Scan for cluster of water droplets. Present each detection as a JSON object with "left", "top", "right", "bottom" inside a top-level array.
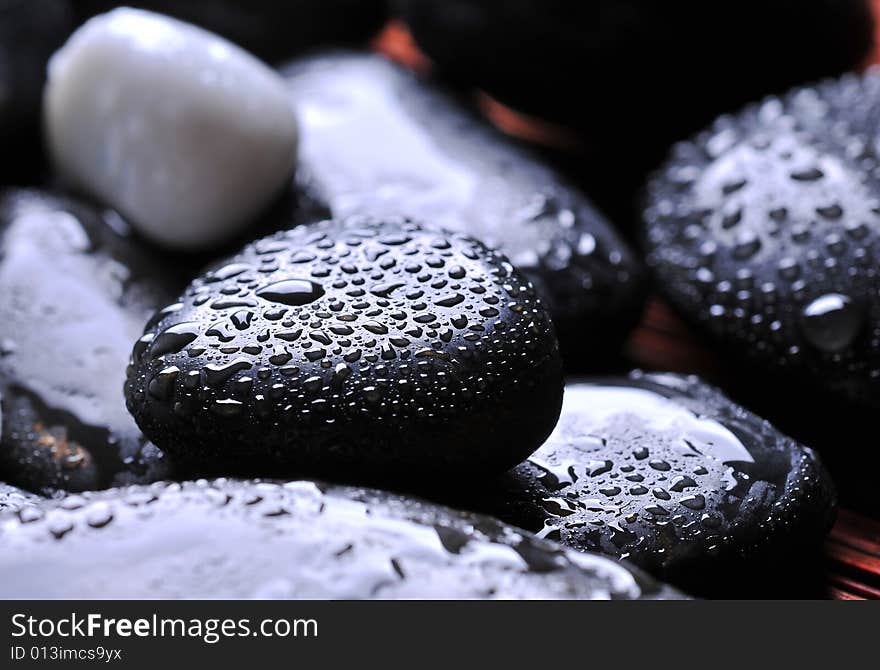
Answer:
[
  {"left": 644, "top": 76, "right": 880, "bottom": 397},
  {"left": 125, "top": 217, "right": 558, "bottom": 469},
  {"left": 524, "top": 384, "right": 759, "bottom": 563},
  {"left": 0, "top": 478, "right": 671, "bottom": 600},
  {"left": 0, "top": 482, "right": 41, "bottom": 515},
  {"left": 469, "top": 374, "right": 832, "bottom": 578}
]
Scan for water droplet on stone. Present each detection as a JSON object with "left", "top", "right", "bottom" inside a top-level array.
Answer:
[
  {"left": 800, "top": 293, "right": 863, "bottom": 353},
  {"left": 257, "top": 279, "right": 325, "bottom": 306},
  {"left": 149, "top": 322, "right": 200, "bottom": 359}
]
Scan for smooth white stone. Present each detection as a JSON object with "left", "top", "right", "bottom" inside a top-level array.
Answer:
[{"left": 44, "top": 8, "right": 298, "bottom": 250}]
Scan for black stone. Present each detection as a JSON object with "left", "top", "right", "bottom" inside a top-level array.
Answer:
[
  {"left": 125, "top": 217, "right": 564, "bottom": 482},
  {"left": 438, "top": 373, "right": 835, "bottom": 596},
  {"left": 644, "top": 73, "right": 880, "bottom": 408},
  {"left": 0, "top": 479, "right": 684, "bottom": 599},
  {"left": 0, "top": 189, "right": 183, "bottom": 493},
  {"left": 282, "top": 52, "right": 646, "bottom": 367},
  {"left": 399, "top": 0, "right": 874, "bottom": 219},
  {"left": 74, "top": 1, "right": 387, "bottom": 63},
  {"left": 0, "top": 0, "right": 75, "bottom": 184}
]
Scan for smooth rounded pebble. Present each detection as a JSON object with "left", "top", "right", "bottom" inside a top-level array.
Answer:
[
  {"left": 44, "top": 8, "right": 298, "bottom": 250},
  {"left": 125, "top": 217, "right": 564, "bottom": 481},
  {"left": 283, "top": 52, "right": 646, "bottom": 366},
  {"left": 644, "top": 71, "right": 880, "bottom": 407},
  {"left": 0, "top": 189, "right": 179, "bottom": 493},
  {"left": 0, "top": 479, "right": 684, "bottom": 599},
  {"left": 441, "top": 373, "right": 835, "bottom": 596}
]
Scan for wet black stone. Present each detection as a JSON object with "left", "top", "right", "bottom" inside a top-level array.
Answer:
[
  {"left": 74, "top": 1, "right": 387, "bottom": 63},
  {"left": 0, "top": 189, "right": 183, "bottom": 493},
  {"left": 0, "top": 0, "right": 75, "bottom": 184},
  {"left": 126, "top": 217, "right": 564, "bottom": 482},
  {"left": 399, "top": 0, "right": 873, "bottom": 219},
  {"left": 644, "top": 72, "right": 880, "bottom": 408},
  {"left": 0, "top": 479, "right": 683, "bottom": 599},
  {"left": 440, "top": 373, "right": 835, "bottom": 597},
  {"left": 282, "top": 52, "right": 646, "bottom": 367}
]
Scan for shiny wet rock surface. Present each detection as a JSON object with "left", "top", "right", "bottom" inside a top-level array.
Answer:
[
  {"left": 0, "top": 479, "right": 683, "bottom": 599},
  {"left": 283, "top": 52, "right": 646, "bottom": 366},
  {"left": 644, "top": 72, "right": 880, "bottom": 407},
  {"left": 0, "top": 190, "right": 182, "bottom": 493},
  {"left": 0, "top": 482, "right": 42, "bottom": 515},
  {"left": 125, "top": 217, "right": 563, "bottom": 481},
  {"left": 440, "top": 373, "right": 835, "bottom": 595}
]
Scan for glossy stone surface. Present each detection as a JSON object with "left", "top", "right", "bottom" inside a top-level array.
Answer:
[
  {"left": 0, "top": 482, "right": 42, "bottom": 515},
  {"left": 126, "top": 218, "right": 563, "bottom": 481},
  {"left": 45, "top": 8, "right": 299, "bottom": 251},
  {"left": 400, "top": 0, "right": 874, "bottom": 210},
  {"left": 0, "top": 0, "right": 74, "bottom": 184},
  {"left": 74, "top": 1, "right": 387, "bottom": 63},
  {"left": 0, "top": 479, "right": 683, "bottom": 599},
  {"left": 441, "top": 373, "right": 835, "bottom": 595},
  {"left": 283, "top": 52, "right": 646, "bottom": 366},
  {"left": 0, "top": 189, "right": 181, "bottom": 493},
  {"left": 644, "top": 72, "right": 880, "bottom": 407}
]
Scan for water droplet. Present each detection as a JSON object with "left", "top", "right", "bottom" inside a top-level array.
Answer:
[
  {"left": 670, "top": 475, "right": 697, "bottom": 492},
  {"left": 790, "top": 167, "right": 824, "bottom": 182},
  {"left": 363, "top": 321, "right": 388, "bottom": 335},
  {"left": 86, "top": 502, "right": 114, "bottom": 528},
  {"left": 680, "top": 494, "right": 706, "bottom": 511},
  {"left": 204, "top": 358, "right": 252, "bottom": 386},
  {"left": 585, "top": 459, "right": 613, "bottom": 477},
  {"left": 816, "top": 204, "right": 843, "bottom": 220},
  {"left": 231, "top": 310, "right": 253, "bottom": 330},
  {"left": 211, "top": 398, "right": 244, "bottom": 417},
  {"left": 370, "top": 282, "right": 403, "bottom": 298},
  {"left": 733, "top": 231, "right": 761, "bottom": 259},
  {"left": 149, "top": 322, "right": 200, "bottom": 359},
  {"left": 800, "top": 293, "right": 863, "bottom": 353},
  {"left": 257, "top": 279, "right": 325, "bottom": 306},
  {"left": 148, "top": 365, "right": 180, "bottom": 399},
  {"left": 434, "top": 293, "right": 465, "bottom": 308}
]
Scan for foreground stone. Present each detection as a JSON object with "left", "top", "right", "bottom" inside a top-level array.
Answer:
[
  {"left": 125, "top": 218, "right": 564, "bottom": 482},
  {"left": 438, "top": 373, "right": 836, "bottom": 595},
  {"left": 0, "top": 479, "right": 684, "bottom": 599}
]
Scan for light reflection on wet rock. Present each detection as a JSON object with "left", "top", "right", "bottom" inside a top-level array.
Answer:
[
  {"left": 0, "top": 482, "right": 43, "bottom": 515},
  {"left": 0, "top": 190, "right": 183, "bottom": 493},
  {"left": 0, "top": 479, "right": 683, "bottom": 599},
  {"left": 442, "top": 373, "right": 835, "bottom": 596}
]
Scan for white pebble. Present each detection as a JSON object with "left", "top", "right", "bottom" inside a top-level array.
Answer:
[{"left": 44, "top": 8, "right": 298, "bottom": 250}]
